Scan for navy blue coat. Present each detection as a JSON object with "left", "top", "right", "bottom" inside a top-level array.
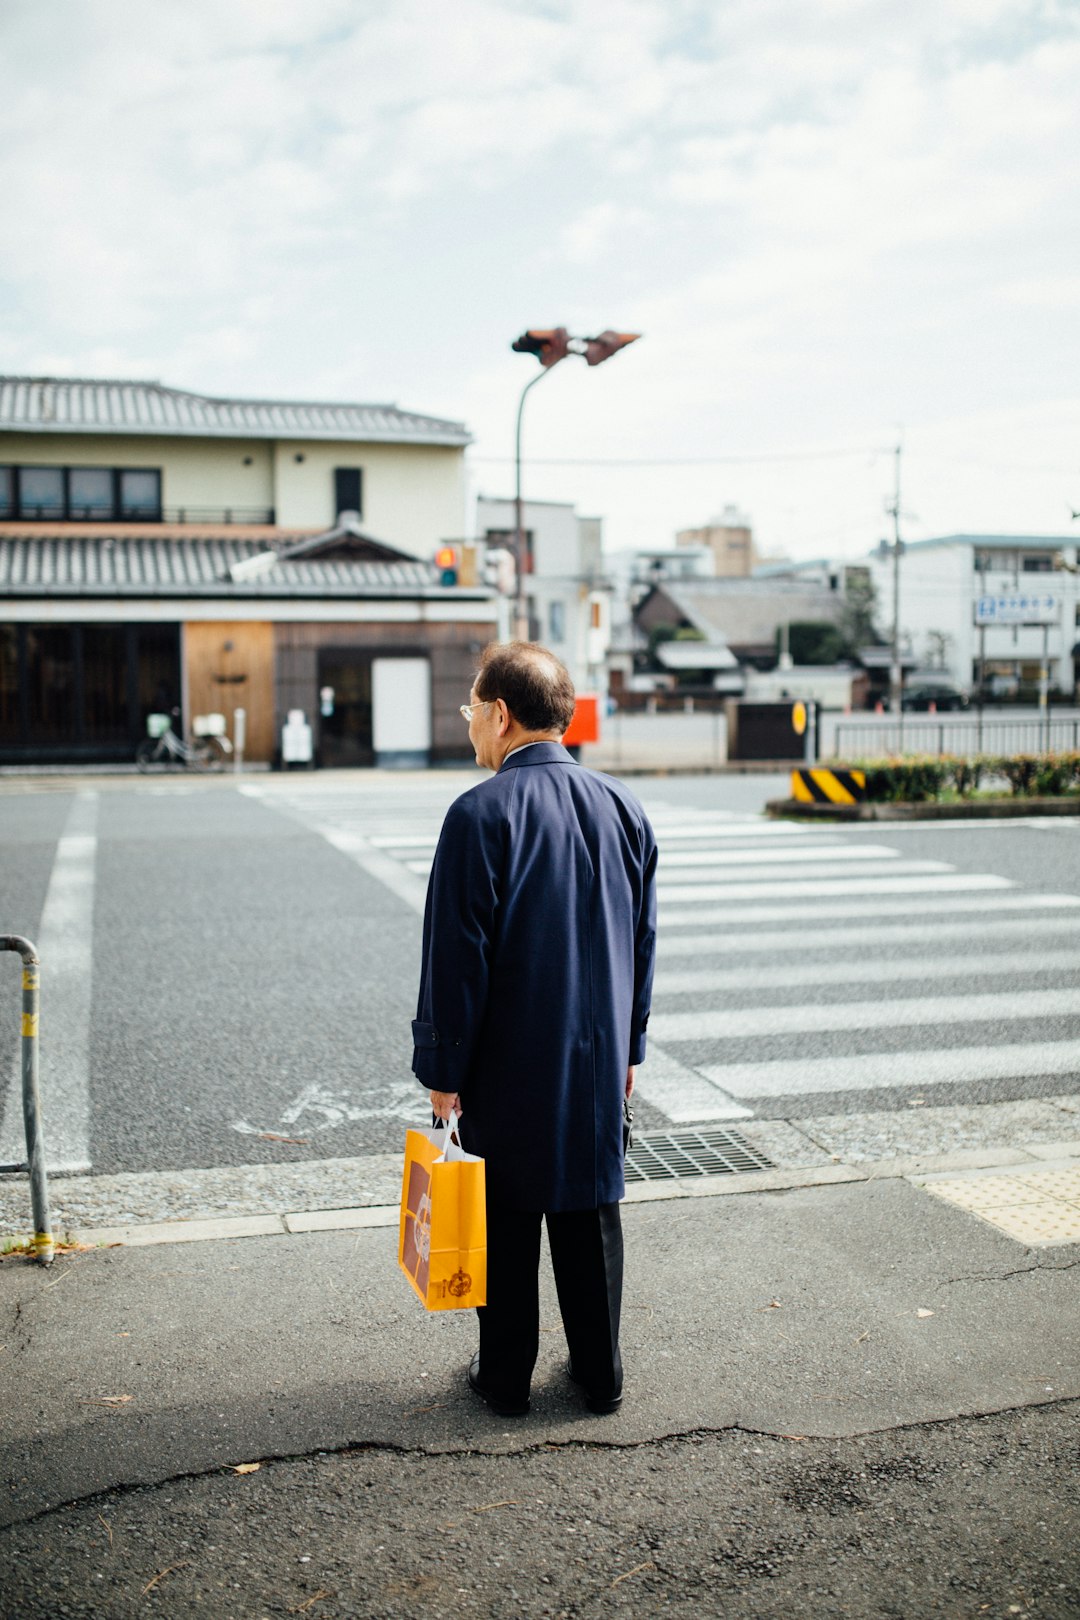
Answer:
[{"left": 412, "top": 742, "right": 657, "bottom": 1212}]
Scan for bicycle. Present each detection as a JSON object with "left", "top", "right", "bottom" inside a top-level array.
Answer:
[{"left": 136, "top": 711, "right": 232, "bottom": 773}]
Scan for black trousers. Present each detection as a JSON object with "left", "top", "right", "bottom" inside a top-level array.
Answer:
[{"left": 478, "top": 1199, "right": 623, "bottom": 1402}]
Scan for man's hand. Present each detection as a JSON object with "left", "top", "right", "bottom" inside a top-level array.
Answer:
[
  {"left": 430, "top": 1090, "right": 461, "bottom": 1121},
  {"left": 626, "top": 1066, "right": 636, "bottom": 1099}
]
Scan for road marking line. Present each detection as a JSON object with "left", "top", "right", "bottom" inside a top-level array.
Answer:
[
  {"left": 637, "top": 821, "right": 826, "bottom": 840},
  {"left": 659, "top": 892, "right": 1079, "bottom": 928},
  {"left": 654, "top": 948, "right": 1080, "bottom": 996},
  {"left": 658, "top": 859, "right": 948, "bottom": 889},
  {"left": 658, "top": 872, "right": 1008, "bottom": 903},
  {"left": 696, "top": 1041, "right": 1080, "bottom": 1098},
  {"left": 240, "top": 787, "right": 430, "bottom": 916},
  {"left": 1, "top": 792, "right": 97, "bottom": 1173},
  {"left": 658, "top": 843, "right": 903, "bottom": 867},
  {"left": 658, "top": 914, "right": 1080, "bottom": 957},
  {"left": 650, "top": 986, "right": 1080, "bottom": 1042},
  {"left": 634, "top": 1047, "right": 753, "bottom": 1122}
]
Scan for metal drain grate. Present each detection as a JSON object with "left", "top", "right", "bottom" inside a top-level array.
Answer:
[{"left": 625, "top": 1127, "right": 774, "bottom": 1183}]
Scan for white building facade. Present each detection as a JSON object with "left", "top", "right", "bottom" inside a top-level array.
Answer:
[
  {"left": 868, "top": 534, "right": 1080, "bottom": 697},
  {"left": 474, "top": 495, "right": 611, "bottom": 696}
]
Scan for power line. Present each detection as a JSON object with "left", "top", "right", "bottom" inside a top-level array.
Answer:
[{"left": 469, "top": 445, "right": 891, "bottom": 468}]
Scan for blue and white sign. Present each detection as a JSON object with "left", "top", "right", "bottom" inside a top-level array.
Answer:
[{"left": 974, "top": 593, "right": 1060, "bottom": 626}]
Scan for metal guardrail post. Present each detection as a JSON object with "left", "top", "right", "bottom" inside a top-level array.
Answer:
[{"left": 0, "top": 935, "right": 54, "bottom": 1264}]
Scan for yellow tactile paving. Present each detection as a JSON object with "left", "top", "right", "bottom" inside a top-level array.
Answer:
[{"left": 924, "top": 1165, "right": 1080, "bottom": 1247}]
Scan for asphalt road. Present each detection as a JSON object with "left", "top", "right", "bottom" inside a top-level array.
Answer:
[
  {"left": 5, "top": 1403, "right": 1078, "bottom": 1619},
  {"left": 1, "top": 772, "right": 1078, "bottom": 1179}
]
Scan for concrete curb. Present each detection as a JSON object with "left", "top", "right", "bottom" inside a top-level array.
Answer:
[
  {"left": 60, "top": 1137, "right": 1080, "bottom": 1252},
  {"left": 766, "top": 795, "right": 1080, "bottom": 821}
]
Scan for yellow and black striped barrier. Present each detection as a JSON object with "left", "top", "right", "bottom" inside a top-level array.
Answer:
[{"left": 790, "top": 767, "right": 866, "bottom": 805}]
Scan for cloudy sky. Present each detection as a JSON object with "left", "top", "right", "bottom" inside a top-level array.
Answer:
[{"left": 1, "top": 0, "right": 1077, "bottom": 560}]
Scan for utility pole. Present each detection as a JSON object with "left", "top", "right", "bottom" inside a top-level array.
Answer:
[{"left": 886, "top": 442, "right": 904, "bottom": 716}]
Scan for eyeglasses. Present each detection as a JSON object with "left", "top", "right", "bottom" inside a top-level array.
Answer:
[{"left": 459, "top": 701, "right": 491, "bottom": 723}]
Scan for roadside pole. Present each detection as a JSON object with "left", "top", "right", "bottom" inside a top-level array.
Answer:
[{"left": 0, "top": 935, "right": 53, "bottom": 1263}]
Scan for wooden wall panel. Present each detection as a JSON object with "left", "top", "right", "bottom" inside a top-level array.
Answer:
[{"left": 184, "top": 621, "right": 275, "bottom": 760}]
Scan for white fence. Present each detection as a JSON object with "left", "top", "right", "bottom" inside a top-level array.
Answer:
[{"left": 828, "top": 710, "right": 1080, "bottom": 761}]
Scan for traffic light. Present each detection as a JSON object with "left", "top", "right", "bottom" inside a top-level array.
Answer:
[
  {"left": 511, "top": 327, "right": 571, "bottom": 368},
  {"left": 434, "top": 545, "right": 459, "bottom": 585},
  {"left": 583, "top": 330, "right": 640, "bottom": 366}
]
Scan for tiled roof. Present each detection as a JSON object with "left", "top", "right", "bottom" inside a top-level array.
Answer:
[
  {"left": 642, "top": 579, "right": 841, "bottom": 645},
  {"left": 0, "top": 377, "right": 472, "bottom": 446},
  {"left": 0, "top": 521, "right": 319, "bottom": 543},
  {"left": 0, "top": 536, "right": 492, "bottom": 599}
]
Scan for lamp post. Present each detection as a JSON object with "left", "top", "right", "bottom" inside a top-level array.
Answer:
[{"left": 509, "top": 327, "right": 640, "bottom": 642}]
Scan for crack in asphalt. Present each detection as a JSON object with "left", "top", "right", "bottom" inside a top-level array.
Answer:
[
  {"left": 4, "top": 1396, "right": 1078, "bottom": 1535},
  {"left": 943, "top": 1255, "right": 1080, "bottom": 1285}
]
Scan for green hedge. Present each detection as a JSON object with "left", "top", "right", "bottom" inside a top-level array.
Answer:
[{"left": 833, "top": 752, "right": 1080, "bottom": 802}]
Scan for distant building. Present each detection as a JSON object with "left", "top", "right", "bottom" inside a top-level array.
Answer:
[
  {"left": 763, "top": 535, "right": 1080, "bottom": 700},
  {"left": 866, "top": 533, "right": 1080, "bottom": 699},
  {"left": 634, "top": 576, "right": 844, "bottom": 669},
  {"left": 676, "top": 505, "right": 755, "bottom": 577},
  {"left": 0, "top": 376, "right": 495, "bottom": 764},
  {"left": 0, "top": 374, "right": 470, "bottom": 552},
  {"left": 474, "top": 495, "right": 611, "bottom": 695},
  {"left": 0, "top": 520, "right": 498, "bottom": 766}
]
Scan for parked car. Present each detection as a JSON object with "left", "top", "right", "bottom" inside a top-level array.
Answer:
[{"left": 901, "top": 679, "right": 969, "bottom": 712}]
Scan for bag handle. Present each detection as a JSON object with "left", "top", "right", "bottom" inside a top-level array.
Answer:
[{"left": 434, "top": 1108, "right": 464, "bottom": 1162}]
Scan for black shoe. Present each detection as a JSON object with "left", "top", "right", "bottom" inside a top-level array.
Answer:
[
  {"left": 467, "top": 1353, "right": 530, "bottom": 1417},
  {"left": 566, "top": 1357, "right": 623, "bottom": 1415}
]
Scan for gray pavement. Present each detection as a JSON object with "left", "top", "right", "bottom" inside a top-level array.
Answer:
[{"left": 2, "top": 1143, "right": 1079, "bottom": 1616}]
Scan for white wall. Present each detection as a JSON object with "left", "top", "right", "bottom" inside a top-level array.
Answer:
[
  {"left": 0, "top": 432, "right": 275, "bottom": 514},
  {"left": 273, "top": 440, "right": 466, "bottom": 549},
  {"left": 2, "top": 430, "right": 467, "bottom": 551}
]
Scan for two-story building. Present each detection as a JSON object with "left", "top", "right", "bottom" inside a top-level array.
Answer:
[
  {"left": 473, "top": 495, "right": 612, "bottom": 697},
  {"left": 0, "top": 376, "right": 498, "bottom": 765}
]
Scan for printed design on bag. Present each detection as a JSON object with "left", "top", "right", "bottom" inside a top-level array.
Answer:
[
  {"left": 446, "top": 1268, "right": 472, "bottom": 1299},
  {"left": 401, "top": 1161, "right": 432, "bottom": 1293}
]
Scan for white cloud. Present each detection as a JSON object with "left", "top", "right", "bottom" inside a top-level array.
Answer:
[{"left": 0, "top": 0, "right": 1076, "bottom": 555}]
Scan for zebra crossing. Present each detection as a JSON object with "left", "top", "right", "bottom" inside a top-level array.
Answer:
[{"left": 252, "top": 781, "right": 1080, "bottom": 1124}]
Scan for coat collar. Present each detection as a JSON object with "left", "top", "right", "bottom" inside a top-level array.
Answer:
[{"left": 496, "top": 740, "right": 575, "bottom": 773}]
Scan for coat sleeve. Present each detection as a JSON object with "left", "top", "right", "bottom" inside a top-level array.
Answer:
[
  {"left": 628, "top": 816, "right": 658, "bottom": 1066},
  {"left": 411, "top": 795, "right": 502, "bottom": 1096}
]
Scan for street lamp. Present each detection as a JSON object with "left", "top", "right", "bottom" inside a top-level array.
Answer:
[{"left": 509, "top": 327, "right": 640, "bottom": 641}]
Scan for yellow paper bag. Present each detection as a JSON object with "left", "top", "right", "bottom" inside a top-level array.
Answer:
[{"left": 398, "top": 1120, "right": 486, "bottom": 1312}]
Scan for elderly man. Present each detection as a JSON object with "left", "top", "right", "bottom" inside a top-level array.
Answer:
[{"left": 411, "top": 641, "right": 657, "bottom": 1417}]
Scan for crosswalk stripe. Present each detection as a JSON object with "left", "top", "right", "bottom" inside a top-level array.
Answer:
[
  {"left": 658, "top": 843, "right": 902, "bottom": 867},
  {"left": 636, "top": 821, "right": 830, "bottom": 840},
  {"left": 658, "top": 859, "right": 948, "bottom": 888},
  {"left": 657, "top": 872, "right": 1011, "bottom": 904},
  {"left": 654, "top": 948, "right": 1080, "bottom": 996},
  {"left": 633, "top": 1048, "right": 753, "bottom": 1122},
  {"left": 659, "top": 892, "right": 1080, "bottom": 928},
  {"left": 368, "top": 834, "right": 441, "bottom": 848},
  {"left": 0, "top": 791, "right": 97, "bottom": 1174},
  {"left": 658, "top": 913, "right": 1080, "bottom": 957},
  {"left": 649, "top": 986, "right": 1080, "bottom": 1042},
  {"left": 695, "top": 1041, "right": 1080, "bottom": 1099}
]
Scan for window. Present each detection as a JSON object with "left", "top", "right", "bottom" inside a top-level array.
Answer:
[
  {"left": 119, "top": 469, "right": 161, "bottom": 519},
  {"left": 69, "top": 467, "right": 115, "bottom": 519},
  {"left": 2, "top": 465, "right": 161, "bottom": 521},
  {"left": 19, "top": 467, "right": 65, "bottom": 519},
  {"left": 334, "top": 467, "right": 363, "bottom": 518},
  {"left": 1021, "top": 554, "right": 1054, "bottom": 572},
  {"left": 548, "top": 600, "right": 566, "bottom": 642}
]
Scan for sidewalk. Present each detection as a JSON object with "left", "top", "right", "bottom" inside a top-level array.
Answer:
[{"left": 2, "top": 1109, "right": 1078, "bottom": 1617}]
